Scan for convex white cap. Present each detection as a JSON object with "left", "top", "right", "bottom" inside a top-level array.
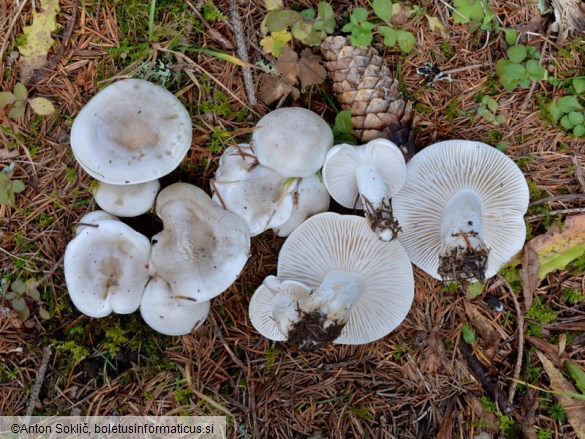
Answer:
[
  {"left": 75, "top": 210, "right": 119, "bottom": 235},
  {"left": 140, "top": 277, "right": 210, "bottom": 336},
  {"left": 392, "top": 140, "right": 529, "bottom": 281},
  {"left": 70, "top": 78, "right": 192, "bottom": 184},
  {"left": 277, "top": 212, "right": 414, "bottom": 345},
  {"left": 251, "top": 107, "right": 334, "bottom": 178},
  {"left": 149, "top": 183, "right": 251, "bottom": 301},
  {"left": 64, "top": 219, "right": 151, "bottom": 318},
  {"left": 211, "top": 145, "right": 294, "bottom": 236},
  {"left": 323, "top": 138, "right": 405, "bottom": 241},
  {"left": 94, "top": 180, "right": 160, "bottom": 217}
]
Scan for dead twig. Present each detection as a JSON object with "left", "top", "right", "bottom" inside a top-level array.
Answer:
[
  {"left": 526, "top": 207, "right": 585, "bottom": 222},
  {"left": 502, "top": 276, "right": 524, "bottom": 406},
  {"left": 229, "top": 0, "right": 257, "bottom": 107},
  {"left": 25, "top": 345, "right": 53, "bottom": 418}
]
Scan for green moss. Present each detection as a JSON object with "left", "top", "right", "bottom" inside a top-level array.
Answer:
[
  {"left": 562, "top": 288, "right": 583, "bottom": 305},
  {"left": 349, "top": 405, "right": 374, "bottom": 422},
  {"left": 440, "top": 41, "right": 455, "bottom": 59},
  {"left": 264, "top": 347, "right": 284, "bottom": 370}
]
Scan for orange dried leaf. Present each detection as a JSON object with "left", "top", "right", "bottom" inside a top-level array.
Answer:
[
  {"left": 275, "top": 47, "right": 326, "bottom": 92},
  {"left": 519, "top": 244, "right": 539, "bottom": 310},
  {"left": 258, "top": 73, "right": 294, "bottom": 104}
]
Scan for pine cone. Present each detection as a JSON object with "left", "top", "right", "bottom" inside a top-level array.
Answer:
[{"left": 320, "top": 36, "right": 415, "bottom": 154}]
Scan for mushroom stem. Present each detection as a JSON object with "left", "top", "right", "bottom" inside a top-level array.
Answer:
[
  {"left": 287, "top": 271, "right": 365, "bottom": 351},
  {"left": 438, "top": 189, "right": 490, "bottom": 283},
  {"left": 356, "top": 164, "right": 401, "bottom": 241}
]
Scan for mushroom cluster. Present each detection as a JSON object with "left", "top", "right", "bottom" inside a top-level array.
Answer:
[{"left": 211, "top": 107, "right": 333, "bottom": 237}]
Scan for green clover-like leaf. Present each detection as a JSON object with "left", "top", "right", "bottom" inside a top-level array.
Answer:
[
  {"left": 507, "top": 45, "right": 527, "bottom": 63},
  {"left": 557, "top": 96, "right": 583, "bottom": 113},
  {"left": 573, "top": 77, "right": 585, "bottom": 95},
  {"left": 13, "top": 82, "right": 28, "bottom": 101},
  {"left": 0, "top": 91, "right": 17, "bottom": 108},
  {"left": 378, "top": 26, "right": 397, "bottom": 47},
  {"left": 28, "top": 97, "right": 55, "bottom": 116},
  {"left": 395, "top": 30, "right": 416, "bottom": 53},
  {"left": 10, "top": 180, "right": 25, "bottom": 193}
]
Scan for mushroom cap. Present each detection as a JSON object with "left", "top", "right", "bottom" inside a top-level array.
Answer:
[
  {"left": 149, "top": 182, "right": 250, "bottom": 301},
  {"left": 64, "top": 219, "right": 150, "bottom": 318},
  {"left": 94, "top": 179, "right": 160, "bottom": 217},
  {"left": 140, "top": 277, "right": 210, "bottom": 336},
  {"left": 277, "top": 212, "right": 414, "bottom": 345},
  {"left": 392, "top": 140, "right": 529, "bottom": 280},
  {"left": 251, "top": 107, "right": 334, "bottom": 178},
  {"left": 249, "top": 276, "right": 311, "bottom": 341},
  {"left": 272, "top": 174, "right": 331, "bottom": 237},
  {"left": 70, "top": 78, "right": 192, "bottom": 184},
  {"left": 211, "top": 145, "right": 294, "bottom": 236},
  {"left": 322, "top": 139, "right": 406, "bottom": 209},
  {"left": 76, "top": 210, "right": 119, "bottom": 235}
]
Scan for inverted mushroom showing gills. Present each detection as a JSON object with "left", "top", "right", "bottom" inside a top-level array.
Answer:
[
  {"left": 273, "top": 212, "right": 414, "bottom": 350},
  {"left": 64, "top": 219, "right": 151, "bottom": 318},
  {"left": 251, "top": 107, "right": 334, "bottom": 178},
  {"left": 149, "top": 182, "right": 251, "bottom": 302},
  {"left": 322, "top": 138, "right": 405, "bottom": 241},
  {"left": 70, "top": 78, "right": 192, "bottom": 185},
  {"left": 392, "top": 140, "right": 529, "bottom": 283}
]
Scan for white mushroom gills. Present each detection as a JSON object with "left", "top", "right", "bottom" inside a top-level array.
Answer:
[{"left": 438, "top": 189, "right": 489, "bottom": 282}]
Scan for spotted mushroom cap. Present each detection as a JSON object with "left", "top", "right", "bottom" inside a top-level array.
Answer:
[
  {"left": 277, "top": 212, "right": 414, "bottom": 345},
  {"left": 211, "top": 145, "right": 294, "bottom": 236},
  {"left": 140, "top": 277, "right": 210, "bottom": 336},
  {"left": 392, "top": 140, "right": 529, "bottom": 280},
  {"left": 64, "top": 219, "right": 150, "bottom": 318},
  {"left": 149, "top": 182, "right": 250, "bottom": 301},
  {"left": 70, "top": 78, "right": 192, "bottom": 184},
  {"left": 322, "top": 138, "right": 406, "bottom": 209},
  {"left": 251, "top": 107, "right": 334, "bottom": 178}
]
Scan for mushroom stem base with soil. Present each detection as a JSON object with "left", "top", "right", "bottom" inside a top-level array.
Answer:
[
  {"left": 356, "top": 163, "right": 401, "bottom": 241},
  {"left": 285, "top": 271, "right": 365, "bottom": 351},
  {"left": 437, "top": 189, "right": 490, "bottom": 283}
]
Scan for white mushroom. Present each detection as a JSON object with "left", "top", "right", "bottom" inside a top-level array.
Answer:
[
  {"left": 149, "top": 182, "right": 250, "bottom": 301},
  {"left": 273, "top": 212, "right": 414, "bottom": 350},
  {"left": 211, "top": 145, "right": 295, "bottom": 236},
  {"left": 70, "top": 78, "right": 192, "bottom": 184},
  {"left": 251, "top": 107, "right": 334, "bottom": 178},
  {"left": 272, "top": 174, "right": 331, "bottom": 237},
  {"left": 75, "top": 210, "right": 119, "bottom": 235},
  {"left": 322, "top": 138, "right": 405, "bottom": 241},
  {"left": 64, "top": 220, "right": 150, "bottom": 318},
  {"left": 140, "top": 276, "right": 210, "bottom": 336},
  {"left": 249, "top": 276, "right": 312, "bottom": 341},
  {"left": 94, "top": 179, "right": 160, "bottom": 217},
  {"left": 392, "top": 139, "right": 529, "bottom": 282}
]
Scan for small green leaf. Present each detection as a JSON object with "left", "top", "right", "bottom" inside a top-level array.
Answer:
[
  {"left": 507, "top": 45, "right": 527, "bottom": 63},
  {"left": 395, "top": 29, "right": 416, "bottom": 53},
  {"left": 372, "top": 0, "right": 393, "bottom": 25},
  {"left": 11, "top": 280, "right": 26, "bottom": 295},
  {"left": 316, "top": 2, "right": 335, "bottom": 34},
  {"left": 18, "top": 306, "right": 30, "bottom": 322},
  {"left": 483, "top": 111, "right": 495, "bottom": 122},
  {"left": 300, "top": 8, "right": 315, "bottom": 19},
  {"left": 462, "top": 323, "right": 476, "bottom": 344},
  {"left": 495, "top": 114, "right": 506, "bottom": 124},
  {"left": 26, "top": 288, "right": 40, "bottom": 301},
  {"left": 573, "top": 77, "right": 585, "bottom": 95},
  {"left": 4, "top": 291, "right": 16, "bottom": 300},
  {"left": 557, "top": 96, "right": 583, "bottom": 113},
  {"left": 568, "top": 111, "right": 585, "bottom": 126},
  {"left": 10, "top": 180, "right": 25, "bottom": 193},
  {"left": 378, "top": 26, "right": 397, "bottom": 47},
  {"left": 28, "top": 97, "right": 55, "bottom": 115},
  {"left": 349, "top": 26, "right": 374, "bottom": 47},
  {"left": 496, "top": 60, "right": 525, "bottom": 80},
  {"left": 13, "top": 82, "right": 28, "bottom": 100},
  {"left": 0, "top": 91, "right": 16, "bottom": 108},
  {"left": 466, "top": 281, "right": 485, "bottom": 299},
  {"left": 566, "top": 361, "right": 585, "bottom": 395},
  {"left": 574, "top": 125, "right": 585, "bottom": 137},
  {"left": 351, "top": 7, "right": 369, "bottom": 24},
  {"left": 265, "top": 10, "right": 302, "bottom": 33},
  {"left": 8, "top": 100, "right": 25, "bottom": 119},
  {"left": 264, "top": 0, "right": 284, "bottom": 11},
  {"left": 477, "top": 107, "right": 486, "bottom": 116},
  {"left": 12, "top": 297, "right": 26, "bottom": 312},
  {"left": 500, "top": 27, "right": 517, "bottom": 45},
  {"left": 487, "top": 97, "right": 498, "bottom": 112},
  {"left": 561, "top": 114, "right": 576, "bottom": 130},
  {"left": 333, "top": 110, "right": 353, "bottom": 134},
  {"left": 39, "top": 306, "right": 51, "bottom": 320},
  {"left": 525, "top": 59, "right": 546, "bottom": 81},
  {"left": 0, "top": 188, "right": 9, "bottom": 205}
]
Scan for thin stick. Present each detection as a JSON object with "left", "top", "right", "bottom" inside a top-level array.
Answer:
[
  {"left": 31, "top": 254, "right": 65, "bottom": 291},
  {"left": 25, "top": 345, "right": 53, "bottom": 418},
  {"left": 526, "top": 207, "right": 585, "bottom": 222},
  {"left": 501, "top": 276, "right": 524, "bottom": 406},
  {"left": 229, "top": 0, "right": 257, "bottom": 107},
  {"left": 571, "top": 153, "right": 585, "bottom": 193}
]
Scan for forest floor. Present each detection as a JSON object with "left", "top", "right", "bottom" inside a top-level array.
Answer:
[{"left": 1, "top": 0, "right": 585, "bottom": 438}]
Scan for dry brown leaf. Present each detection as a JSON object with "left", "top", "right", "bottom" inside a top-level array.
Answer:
[
  {"left": 519, "top": 244, "right": 540, "bottom": 311},
  {"left": 420, "top": 328, "right": 446, "bottom": 374},
  {"left": 536, "top": 350, "right": 585, "bottom": 439},
  {"left": 0, "top": 148, "right": 19, "bottom": 159},
  {"left": 257, "top": 72, "right": 294, "bottom": 105},
  {"left": 467, "top": 395, "right": 499, "bottom": 432},
  {"left": 390, "top": 3, "right": 415, "bottom": 25},
  {"left": 527, "top": 336, "right": 569, "bottom": 368},
  {"left": 274, "top": 47, "right": 326, "bottom": 92},
  {"left": 463, "top": 299, "right": 500, "bottom": 356}
]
